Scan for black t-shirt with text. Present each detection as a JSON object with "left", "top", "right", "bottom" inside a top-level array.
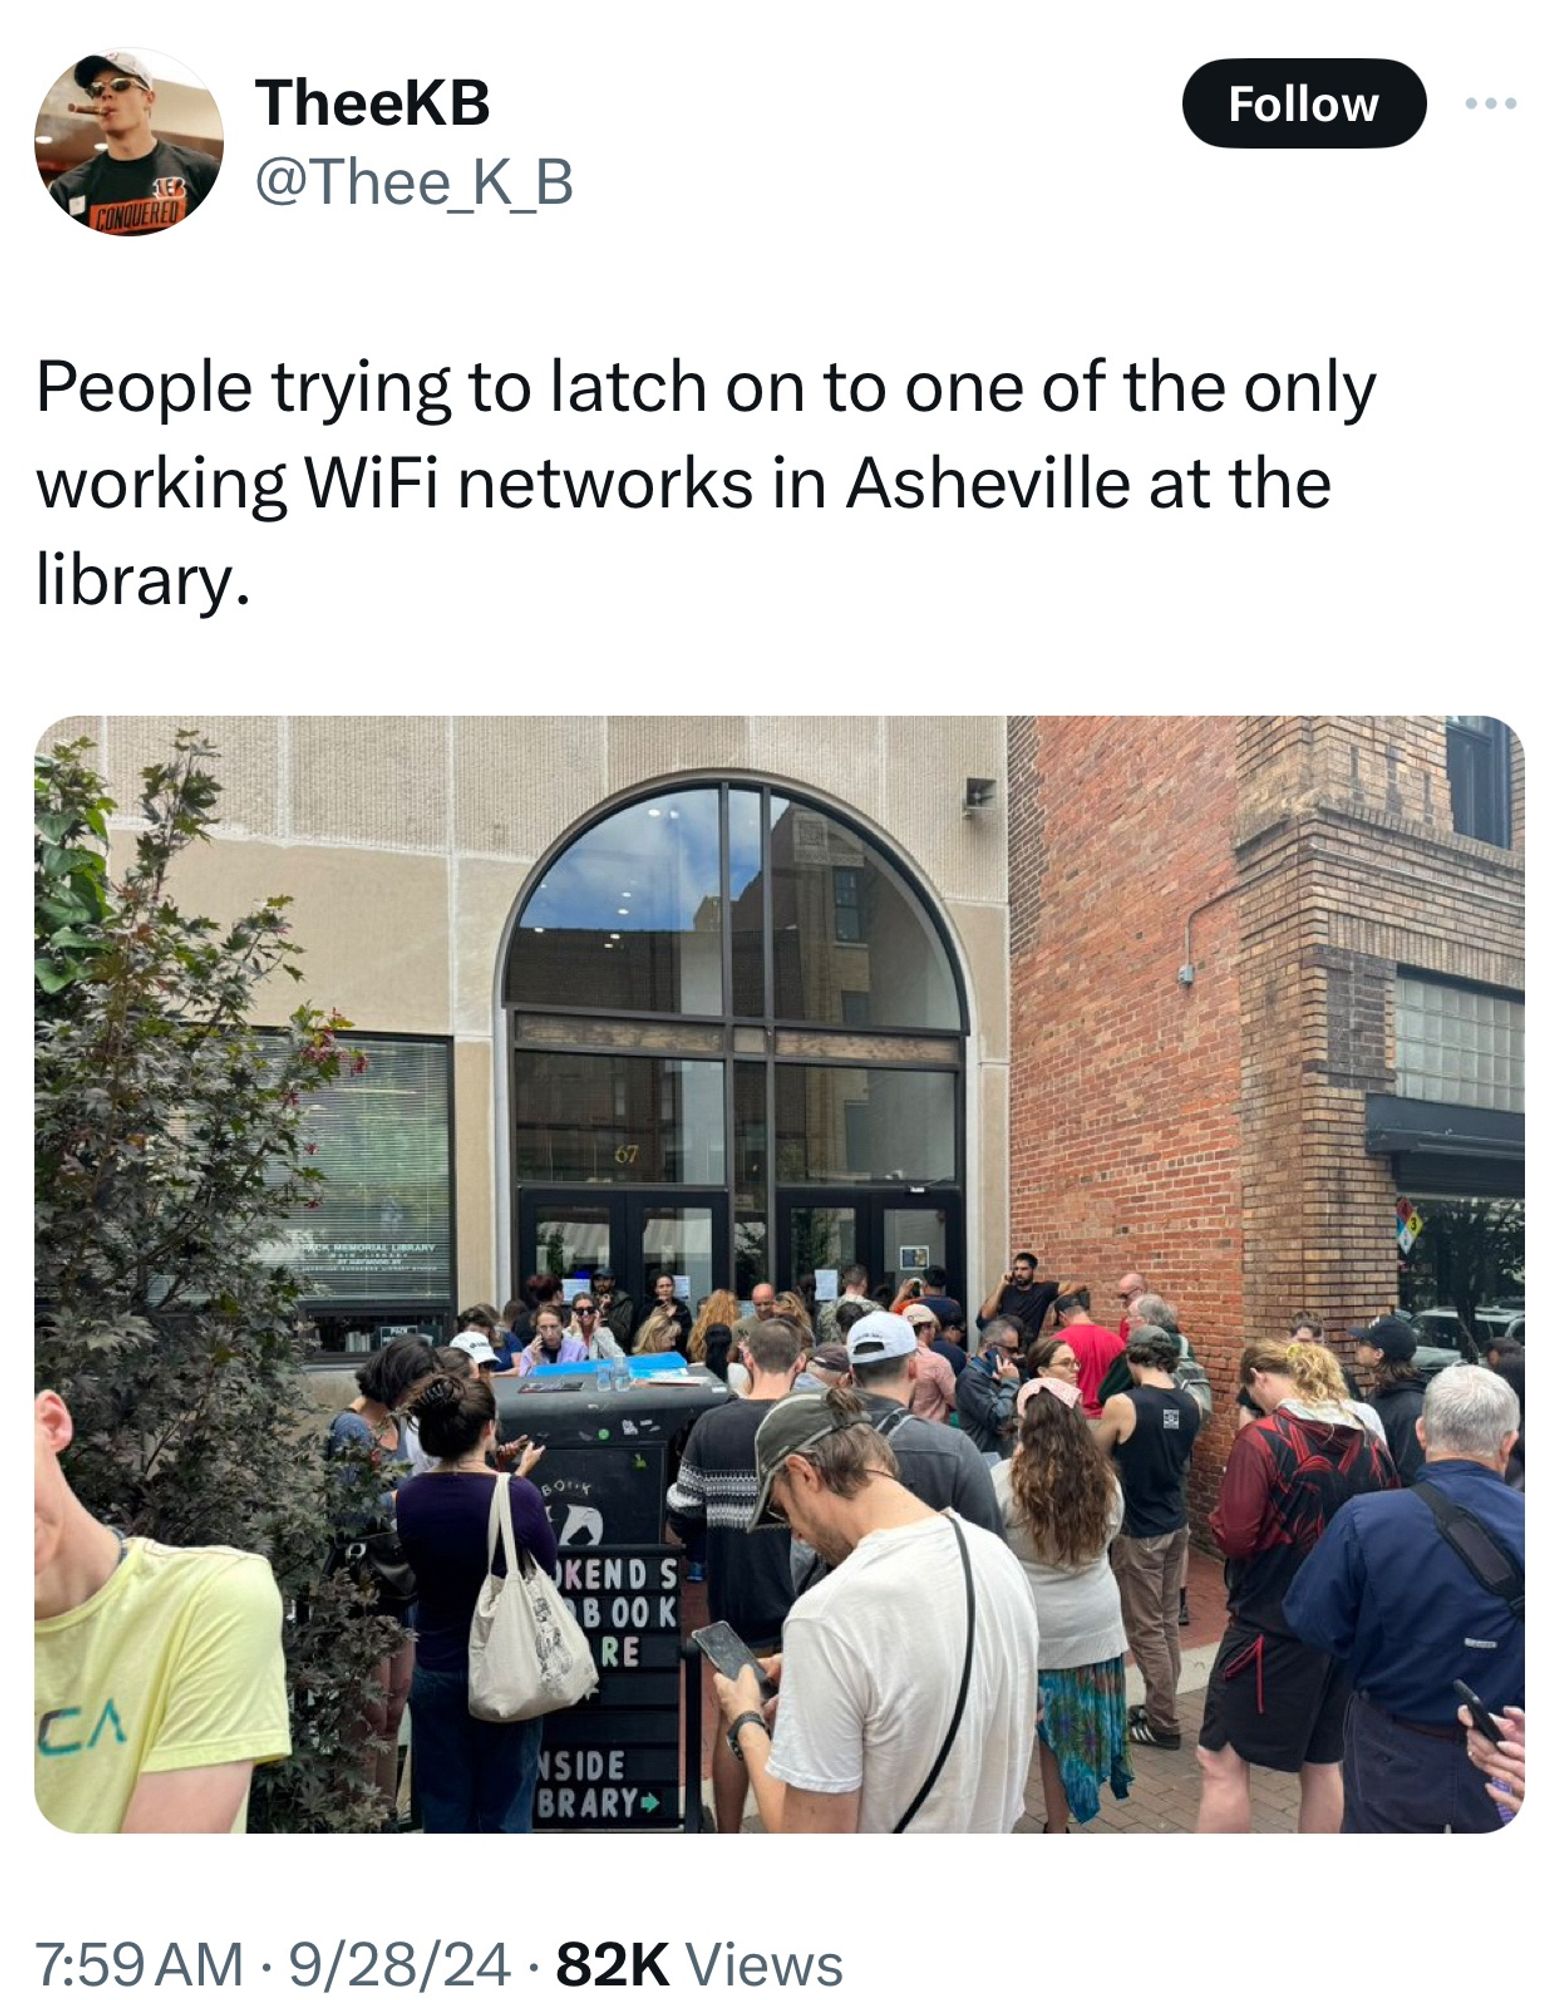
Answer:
[{"left": 51, "top": 141, "right": 218, "bottom": 235}]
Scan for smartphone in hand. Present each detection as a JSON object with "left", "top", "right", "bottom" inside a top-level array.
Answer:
[
  {"left": 692, "top": 1621, "right": 778, "bottom": 1702},
  {"left": 1453, "top": 1679, "right": 1503, "bottom": 1745}
]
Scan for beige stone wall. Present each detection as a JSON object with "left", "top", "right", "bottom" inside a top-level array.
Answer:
[{"left": 44, "top": 715, "right": 1008, "bottom": 1303}]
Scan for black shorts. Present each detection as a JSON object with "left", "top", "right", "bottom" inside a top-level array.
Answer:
[{"left": 1198, "top": 1620, "right": 1351, "bottom": 1772}]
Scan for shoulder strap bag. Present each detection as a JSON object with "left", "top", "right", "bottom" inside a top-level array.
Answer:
[
  {"left": 1409, "top": 1480, "right": 1524, "bottom": 1621},
  {"left": 327, "top": 1527, "right": 418, "bottom": 1613},
  {"left": 894, "top": 1515, "right": 976, "bottom": 1832},
  {"left": 468, "top": 1476, "right": 600, "bottom": 1721}
]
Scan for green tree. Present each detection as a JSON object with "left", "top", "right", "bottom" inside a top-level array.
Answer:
[
  {"left": 1401, "top": 1196, "right": 1525, "bottom": 1347},
  {"left": 35, "top": 737, "right": 114, "bottom": 1017},
  {"left": 34, "top": 732, "right": 401, "bottom": 1832}
]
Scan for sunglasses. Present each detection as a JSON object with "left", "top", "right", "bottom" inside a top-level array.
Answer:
[
  {"left": 86, "top": 77, "right": 148, "bottom": 99},
  {"left": 573, "top": 1304, "right": 597, "bottom": 1316}
]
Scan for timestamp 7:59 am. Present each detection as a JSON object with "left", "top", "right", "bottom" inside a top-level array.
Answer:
[{"left": 36, "top": 1944, "right": 514, "bottom": 1991}]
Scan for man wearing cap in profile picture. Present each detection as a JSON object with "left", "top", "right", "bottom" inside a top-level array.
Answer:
[{"left": 51, "top": 52, "right": 218, "bottom": 235}]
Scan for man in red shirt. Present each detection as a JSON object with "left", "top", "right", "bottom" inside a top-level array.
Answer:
[{"left": 1052, "top": 1286, "right": 1125, "bottom": 1418}]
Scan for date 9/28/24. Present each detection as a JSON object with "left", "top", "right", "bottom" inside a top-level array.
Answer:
[{"left": 35, "top": 1944, "right": 515, "bottom": 1991}]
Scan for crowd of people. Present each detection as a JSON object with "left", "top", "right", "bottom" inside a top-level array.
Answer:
[
  {"left": 34, "top": 1248, "right": 1525, "bottom": 1836},
  {"left": 662, "top": 1255, "right": 1524, "bottom": 1836}
]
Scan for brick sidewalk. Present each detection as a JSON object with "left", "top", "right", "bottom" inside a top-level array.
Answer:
[{"left": 1017, "top": 1685, "right": 1301, "bottom": 1834}]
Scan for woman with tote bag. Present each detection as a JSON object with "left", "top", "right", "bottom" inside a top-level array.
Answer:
[{"left": 394, "top": 1374, "right": 557, "bottom": 1832}]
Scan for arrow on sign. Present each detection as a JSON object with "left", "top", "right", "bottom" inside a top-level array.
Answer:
[{"left": 641, "top": 1793, "right": 660, "bottom": 1813}]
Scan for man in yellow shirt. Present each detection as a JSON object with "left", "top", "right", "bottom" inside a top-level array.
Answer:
[{"left": 35, "top": 1390, "right": 292, "bottom": 1832}]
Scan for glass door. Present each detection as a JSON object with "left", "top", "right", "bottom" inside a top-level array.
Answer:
[
  {"left": 777, "top": 1189, "right": 964, "bottom": 1302},
  {"left": 881, "top": 1198, "right": 957, "bottom": 1297},
  {"left": 522, "top": 1197, "right": 614, "bottom": 1291},
  {"left": 519, "top": 1190, "right": 729, "bottom": 1317},
  {"left": 628, "top": 1195, "right": 726, "bottom": 1317},
  {"left": 780, "top": 1199, "right": 865, "bottom": 1290}
]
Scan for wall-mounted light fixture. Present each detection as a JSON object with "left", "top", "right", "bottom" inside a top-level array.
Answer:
[{"left": 963, "top": 777, "right": 998, "bottom": 816}]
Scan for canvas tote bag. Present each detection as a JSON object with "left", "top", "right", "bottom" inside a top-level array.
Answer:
[{"left": 468, "top": 1475, "right": 599, "bottom": 1721}]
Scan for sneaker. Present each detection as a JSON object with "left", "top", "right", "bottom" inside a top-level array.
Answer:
[{"left": 1127, "top": 1717, "right": 1181, "bottom": 1749}]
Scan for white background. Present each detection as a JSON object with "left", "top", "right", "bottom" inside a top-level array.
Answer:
[{"left": 7, "top": 0, "right": 1550, "bottom": 1975}]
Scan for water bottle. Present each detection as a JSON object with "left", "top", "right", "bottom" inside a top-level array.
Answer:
[
  {"left": 610, "top": 1355, "right": 631, "bottom": 1392},
  {"left": 595, "top": 1360, "right": 612, "bottom": 1394}
]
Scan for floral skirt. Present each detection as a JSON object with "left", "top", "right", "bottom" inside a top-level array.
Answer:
[{"left": 1036, "top": 1656, "right": 1134, "bottom": 1825}]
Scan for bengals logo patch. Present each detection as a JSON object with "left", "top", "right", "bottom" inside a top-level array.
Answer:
[{"left": 89, "top": 175, "right": 189, "bottom": 233}]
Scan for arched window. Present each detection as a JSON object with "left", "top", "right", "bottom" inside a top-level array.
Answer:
[
  {"left": 504, "top": 782, "right": 966, "bottom": 1305},
  {"left": 506, "top": 786, "right": 960, "bottom": 1030}
]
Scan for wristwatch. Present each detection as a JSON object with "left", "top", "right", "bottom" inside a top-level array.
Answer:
[{"left": 726, "top": 1710, "right": 769, "bottom": 1762}]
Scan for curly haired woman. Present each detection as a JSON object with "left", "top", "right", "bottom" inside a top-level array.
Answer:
[
  {"left": 993, "top": 1376, "right": 1132, "bottom": 1830},
  {"left": 689, "top": 1290, "right": 742, "bottom": 1365}
]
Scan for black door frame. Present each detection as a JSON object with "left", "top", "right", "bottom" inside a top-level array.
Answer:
[
  {"left": 776, "top": 1187, "right": 965, "bottom": 1300},
  {"left": 518, "top": 1186, "right": 732, "bottom": 1308}
]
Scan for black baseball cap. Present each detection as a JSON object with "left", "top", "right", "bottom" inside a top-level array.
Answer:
[{"left": 1355, "top": 1316, "right": 1417, "bottom": 1364}]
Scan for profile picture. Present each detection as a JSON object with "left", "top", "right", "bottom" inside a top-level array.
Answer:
[{"left": 35, "top": 49, "right": 222, "bottom": 236}]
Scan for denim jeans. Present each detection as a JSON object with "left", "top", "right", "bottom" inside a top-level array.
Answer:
[{"left": 410, "top": 1665, "right": 542, "bottom": 1833}]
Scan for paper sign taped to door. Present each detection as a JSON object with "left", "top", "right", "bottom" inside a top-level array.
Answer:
[{"left": 814, "top": 1269, "right": 839, "bottom": 1301}]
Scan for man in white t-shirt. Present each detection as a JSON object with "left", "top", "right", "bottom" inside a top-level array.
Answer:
[{"left": 711, "top": 1390, "right": 1038, "bottom": 1833}]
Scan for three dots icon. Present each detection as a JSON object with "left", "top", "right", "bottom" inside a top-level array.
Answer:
[{"left": 1466, "top": 96, "right": 1517, "bottom": 109}]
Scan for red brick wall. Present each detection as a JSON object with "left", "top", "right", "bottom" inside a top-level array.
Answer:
[
  {"left": 1007, "top": 718, "right": 1244, "bottom": 1525},
  {"left": 1007, "top": 715, "right": 1524, "bottom": 1536}
]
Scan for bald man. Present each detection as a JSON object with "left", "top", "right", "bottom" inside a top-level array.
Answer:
[{"left": 1116, "top": 1272, "right": 1146, "bottom": 1339}]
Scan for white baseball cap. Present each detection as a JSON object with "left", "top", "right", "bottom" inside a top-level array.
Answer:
[
  {"left": 450, "top": 1329, "right": 500, "bottom": 1367},
  {"left": 845, "top": 1311, "right": 917, "bottom": 1364},
  {"left": 74, "top": 51, "right": 155, "bottom": 90}
]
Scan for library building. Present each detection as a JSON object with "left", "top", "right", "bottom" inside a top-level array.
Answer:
[{"left": 48, "top": 713, "right": 1523, "bottom": 1487}]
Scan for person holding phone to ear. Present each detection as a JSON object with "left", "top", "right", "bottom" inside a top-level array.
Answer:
[
  {"left": 977, "top": 1252, "right": 1059, "bottom": 1343},
  {"left": 565, "top": 1294, "right": 624, "bottom": 1361},
  {"left": 512, "top": 1306, "right": 588, "bottom": 1375}
]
